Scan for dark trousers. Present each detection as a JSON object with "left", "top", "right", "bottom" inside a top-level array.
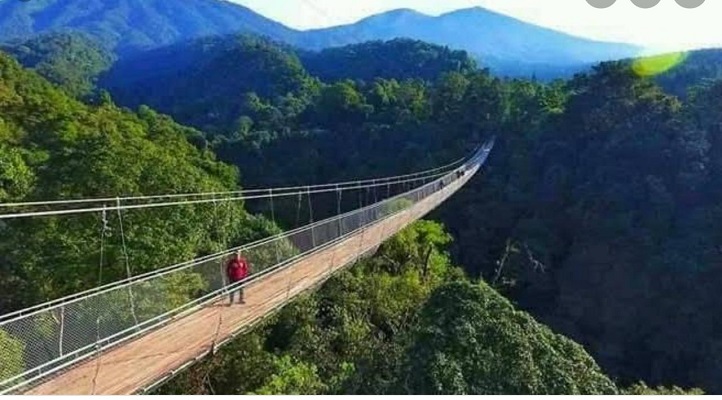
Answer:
[{"left": 229, "top": 285, "right": 245, "bottom": 304}]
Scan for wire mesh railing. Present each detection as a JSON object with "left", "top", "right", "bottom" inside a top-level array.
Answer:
[{"left": 0, "top": 141, "right": 493, "bottom": 394}]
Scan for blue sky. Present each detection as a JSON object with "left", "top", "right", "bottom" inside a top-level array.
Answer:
[{"left": 232, "top": 0, "right": 722, "bottom": 52}]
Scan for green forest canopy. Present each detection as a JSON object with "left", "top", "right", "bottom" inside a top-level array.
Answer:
[{"left": 2, "top": 32, "right": 722, "bottom": 394}]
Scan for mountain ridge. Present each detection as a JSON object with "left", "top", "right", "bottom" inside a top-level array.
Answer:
[
  {"left": 295, "top": 6, "right": 643, "bottom": 76},
  {"left": 0, "top": 0, "right": 643, "bottom": 77}
]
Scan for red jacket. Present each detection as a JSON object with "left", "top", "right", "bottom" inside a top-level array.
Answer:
[{"left": 227, "top": 256, "right": 250, "bottom": 283}]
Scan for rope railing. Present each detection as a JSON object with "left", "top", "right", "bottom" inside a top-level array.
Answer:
[
  {"left": 0, "top": 156, "right": 466, "bottom": 219},
  {"left": 0, "top": 141, "right": 494, "bottom": 395},
  {"left": 0, "top": 167, "right": 460, "bottom": 220}
]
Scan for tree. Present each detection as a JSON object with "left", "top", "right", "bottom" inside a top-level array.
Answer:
[
  {"left": 0, "top": 329, "right": 24, "bottom": 383},
  {"left": 314, "top": 81, "right": 372, "bottom": 128},
  {"left": 0, "top": 52, "right": 261, "bottom": 312},
  {"left": 623, "top": 382, "right": 704, "bottom": 395},
  {"left": 253, "top": 356, "right": 327, "bottom": 395},
  {"left": 1, "top": 32, "right": 113, "bottom": 98},
  {"left": 402, "top": 281, "right": 619, "bottom": 395}
]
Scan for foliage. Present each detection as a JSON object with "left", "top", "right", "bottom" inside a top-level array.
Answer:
[
  {"left": 2, "top": 16, "right": 721, "bottom": 394},
  {"left": 0, "top": 329, "right": 24, "bottom": 382},
  {"left": 623, "top": 382, "right": 704, "bottom": 395},
  {"left": 0, "top": 52, "right": 259, "bottom": 314},
  {"left": 100, "top": 37, "right": 722, "bottom": 393},
  {"left": 435, "top": 61, "right": 722, "bottom": 393},
  {"left": 103, "top": 34, "right": 319, "bottom": 133},
  {"left": 655, "top": 48, "right": 722, "bottom": 97},
  {"left": 97, "top": 36, "right": 722, "bottom": 393},
  {"left": 403, "top": 281, "right": 618, "bottom": 395},
  {"left": 300, "top": 39, "right": 476, "bottom": 82},
  {"left": 0, "top": 32, "right": 113, "bottom": 98},
  {"left": 253, "top": 356, "right": 327, "bottom": 395}
]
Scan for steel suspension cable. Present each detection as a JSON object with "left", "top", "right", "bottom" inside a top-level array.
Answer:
[
  {"left": 307, "top": 187, "right": 315, "bottom": 247},
  {"left": 269, "top": 189, "right": 281, "bottom": 264},
  {"left": 0, "top": 157, "right": 466, "bottom": 211},
  {"left": 116, "top": 198, "right": 139, "bottom": 327},
  {"left": 0, "top": 170, "right": 454, "bottom": 220}
]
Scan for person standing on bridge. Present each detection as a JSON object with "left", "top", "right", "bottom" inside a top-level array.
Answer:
[{"left": 226, "top": 251, "right": 250, "bottom": 305}]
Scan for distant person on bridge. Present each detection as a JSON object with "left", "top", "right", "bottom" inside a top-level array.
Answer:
[{"left": 226, "top": 251, "right": 250, "bottom": 305}]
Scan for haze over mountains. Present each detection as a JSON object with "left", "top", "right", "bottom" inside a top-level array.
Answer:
[
  {"left": 0, "top": 0, "right": 642, "bottom": 77},
  {"left": 296, "top": 7, "right": 643, "bottom": 76}
]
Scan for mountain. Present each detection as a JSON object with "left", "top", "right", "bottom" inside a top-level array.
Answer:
[
  {"left": 292, "top": 7, "right": 644, "bottom": 77},
  {"left": 0, "top": 0, "right": 642, "bottom": 78},
  {"left": 102, "top": 34, "right": 318, "bottom": 132},
  {"left": 0, "top": 0, "right": 296, "bottom": 55}
]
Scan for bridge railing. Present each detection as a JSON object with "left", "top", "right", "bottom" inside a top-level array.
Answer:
[{"left": 0, "top": 141, "right": 493, "bottom": 394}]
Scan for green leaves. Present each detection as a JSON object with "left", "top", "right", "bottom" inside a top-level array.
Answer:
[
  {"left": 0, "top": 143, "right": 34, "bottom": 201},
  {"left": 0, "top": 329, "right": 24, "bottom": 382},
  {"left": 624, "top": 382, "right": 705, "bottom": 395},
  {"left": 403, "top": 281, "right": 618, "bottom": 395},
  {"left": 0, "top": 32, "right": 114, "bottom": 99},
  {"left": 254, "top": 356, "right": 327, "bottom": 395},
  {"left": 0, "top": 52, "right": 252, "bottom": 309},
  {"left": 301, "top": 39, "right": 477, "bottom": 83}
]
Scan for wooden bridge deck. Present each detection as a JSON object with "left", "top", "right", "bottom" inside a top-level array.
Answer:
[{"left": 23, "top": 176, "right": 469, "bottom": 395}]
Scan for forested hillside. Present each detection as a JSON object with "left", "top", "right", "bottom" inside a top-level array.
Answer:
[
  {"left": 2, "top": 13, "right": 722, "bottom": 395},
  {"left": 0, "top": 44, "right": 646, "bottom": 395},
  {"left": 0, "top": 0, "right": 640, "bottom": 78},
  {"left": 95, "top": 34, "right": 722, "bottom": 393},
  {"left": 295, "top": 7, "right": 641, "bottom": 78},
  {"left": 299, "top": 39, "right": 477, "bottom": 82},
  {"left": 0, "top": 51, "right": 277, "bottom": 314},
  {"left": 0, "top": 0, "right": 296, "bottom": 55},
  {"left": 438, "top": 63, "right": 722, "bottom": 392},
  {"left": 0, "top": 32, "right": 113, "bottom": 98},
  {"left": 102, "top": 35, "right": 319, "bottom": 134},
  {"left": 655, "top": 49, "right": 722, "bottom": 97}
]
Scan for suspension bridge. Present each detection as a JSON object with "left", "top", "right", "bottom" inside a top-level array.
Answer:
[{"left": 0, "top": 140, "right": 494, "bottom": 395}]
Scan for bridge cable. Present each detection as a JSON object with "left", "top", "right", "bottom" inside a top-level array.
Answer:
[
  {"left": 210, "top": 194, "right": 225, "bottom": 355},
  {"left": 354, "top": 190, "right": 365, "bottom": 265},
  {"left": 295, "top": 192, "right": 303, "bottom": 228},
  {"left": 116, "top": 198, "right": 139, "bottom": 328},
  {"left": 88, "top": 206, "right": 111, "bottom": 394},
  {"left": 212, "top": 195, "right": 226, "bottom": 294},
  {"left": 269, "top": 189, "right": 281, "bottom": 264},
  {"left": 336, "top": 185, "right": 342, "bottom": 216},
  {"left": 307, "top": 187, "right": 315, "bottom": 247},
  {"left": 91, "top": 316, "right": 102, "bottom": 395},
  {"left": 0, "top": 157, "right": 466, "bottom": 212},
  {"left": 328, "top": 185, "right": 342, "bottom": 276},
  {"left": 0, "top": 170, "right": 455, "bottom": 220},
  {"left": 99, "top": 205, "right": 111, "bottom": 286}
]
